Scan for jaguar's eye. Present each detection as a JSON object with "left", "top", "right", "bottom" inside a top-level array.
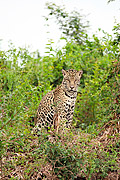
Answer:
[{"left": 66, "top": 79, "right": 70, "bottom": 82}]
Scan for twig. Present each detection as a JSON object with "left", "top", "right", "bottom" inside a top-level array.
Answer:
[{"left": 0, "top": 156, "right": 2, "bottom": 179}]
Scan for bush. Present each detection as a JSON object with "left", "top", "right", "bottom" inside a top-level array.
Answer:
[{"left": 0, "top": 25, "right": 119, "bottom": 179}]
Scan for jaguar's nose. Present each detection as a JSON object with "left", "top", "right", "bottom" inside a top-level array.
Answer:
[{"left": 70, "top": 86, "right": 74, "bottom": 90}]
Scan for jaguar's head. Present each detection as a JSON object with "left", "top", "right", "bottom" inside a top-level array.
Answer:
[{"left": 62, "top": 69, "right": 83, "bottom": 96}]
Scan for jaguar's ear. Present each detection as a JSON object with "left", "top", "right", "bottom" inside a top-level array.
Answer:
[
  {"left": 62, "top": 69, "right": 67, "bottom": 76},
  {"left": 78, "top": 70, "right": 83, "bottom": 78}
]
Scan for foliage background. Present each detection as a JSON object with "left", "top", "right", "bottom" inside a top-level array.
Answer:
[{"left": 0, "top": 3, "right": 120, "bottom": 180}]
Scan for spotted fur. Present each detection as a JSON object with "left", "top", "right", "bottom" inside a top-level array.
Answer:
[{"left": 33, "top": 69, "right": 83, "bottom": 133}]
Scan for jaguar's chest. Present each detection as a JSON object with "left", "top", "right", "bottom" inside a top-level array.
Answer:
[
  {"left": 53, "top": 85, "right": 77, "bottom": 114},
  {"left": 55, "top": 96, "right": 75, "bottom": 112}
]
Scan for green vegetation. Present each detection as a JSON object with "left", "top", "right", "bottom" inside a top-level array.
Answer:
[{"left": 0, "top": 3, "right": 120, "bottom": 180}]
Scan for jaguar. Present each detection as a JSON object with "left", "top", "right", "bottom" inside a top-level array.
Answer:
[{"left": 33, "top": 69, "right": 83, "bottom": 134}]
